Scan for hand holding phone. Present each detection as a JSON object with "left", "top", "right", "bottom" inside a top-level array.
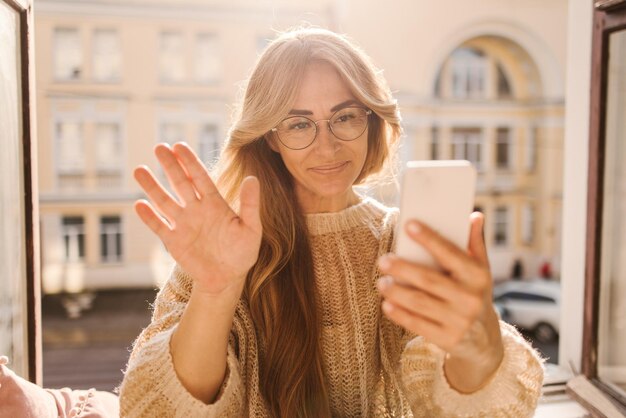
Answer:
[{"left": 395, "top": 160, "right": 477, "bottom": 270}]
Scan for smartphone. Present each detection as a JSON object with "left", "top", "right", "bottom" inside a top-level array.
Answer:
[{"left": 395, "top": 160, "right": 477, "bottom": 270}]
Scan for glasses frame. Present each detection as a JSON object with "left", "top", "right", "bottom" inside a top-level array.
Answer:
[{"left": 270, "top": 107, "right": 373, "bottom": 150}]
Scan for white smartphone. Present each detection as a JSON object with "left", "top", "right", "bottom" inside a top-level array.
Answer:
[{"left": 395, "top": 160, "right": 477, "bottom": 270}]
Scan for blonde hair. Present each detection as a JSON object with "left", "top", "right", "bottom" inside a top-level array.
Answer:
[{"left": 213, "top": 27, "right": 402, "bottom": 417}]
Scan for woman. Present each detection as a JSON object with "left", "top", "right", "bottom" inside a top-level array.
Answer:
[{"left": 119, "top": 28, "right": 544, "bottom": 417}]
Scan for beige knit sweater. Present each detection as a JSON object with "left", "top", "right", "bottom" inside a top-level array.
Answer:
[{"left": 119, "top": 196, "right": 545, "bottom": 417}]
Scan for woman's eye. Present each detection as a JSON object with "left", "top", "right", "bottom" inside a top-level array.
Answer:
[
  {"left": 288, "top": 121, "right": 312, "bottom": 130},
  {"left": 335, "top": 113, "right": 356, "bottom": 123}
]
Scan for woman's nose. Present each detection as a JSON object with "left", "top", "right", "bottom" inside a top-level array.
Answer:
[{"left": 314, "top": 121, "right": 340, "bottom": 155}]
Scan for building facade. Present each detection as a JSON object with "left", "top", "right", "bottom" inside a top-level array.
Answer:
[{"left": 34, "top": 0, "right": 566, "bottom": 292}]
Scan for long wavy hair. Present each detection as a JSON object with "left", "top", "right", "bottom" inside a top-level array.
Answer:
[{"left": 212, "top": 27, "right": 402, "bottom": 417}]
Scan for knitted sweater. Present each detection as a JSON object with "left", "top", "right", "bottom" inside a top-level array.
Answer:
[{"left": 119, "top": 196, "right": 545, "bottom": 417}]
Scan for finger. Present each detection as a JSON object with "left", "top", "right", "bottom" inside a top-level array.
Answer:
[
  {"left": 171, "top": 142, "right": 220, "bottom": 198},
  {"left": 381, "top": 301, "right": 459, "bottom": 350},
  {"left": 134, "top": 199, "right": 174, "bottom": 243},
  {"left": 378, "top": 278, "right": 448, "bottom": 323},
  {"left": 239, "top": 176, "right": 262, "bottom": 234},
  {"left": 378, "top": 254, "right": 458, "bottom": 302},
  {"left": 134, "top": 166, "right": 183, "bottom": 222},
  {"left": 468, "top": 212, "right": 489, "bottom": 267},
  {"left": 406, "top": 220, "right": 484, "bottom": 285},
  {"left": 154, "top": 144, "right": 199, "bottom": 205},
  {"left": 378, "top": 255, "right": 485, "bottom": 317}
]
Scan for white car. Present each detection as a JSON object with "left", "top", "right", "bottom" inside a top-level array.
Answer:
[{"left": 492, "top": 280, "right": 560, "bottom": 343}]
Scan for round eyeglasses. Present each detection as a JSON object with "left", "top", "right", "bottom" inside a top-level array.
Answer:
[{"left": 270, "top": 107, "right": 372, "bottom": 150}]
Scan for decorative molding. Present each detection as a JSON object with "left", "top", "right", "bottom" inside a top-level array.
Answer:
[
  {"left": 35, "top": 0, "right": 330, "bottom": 24},
  {"left": 40, "top": 192, "right": 143, "bottom": 203}
]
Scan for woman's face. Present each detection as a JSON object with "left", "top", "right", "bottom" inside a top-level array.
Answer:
[{"left": 269, "top": 61, "right": 369, "bottom": 212}]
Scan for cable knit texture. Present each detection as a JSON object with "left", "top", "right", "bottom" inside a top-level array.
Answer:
[{"left": 118, "top": 196, "right": 545, "bottom": 417}]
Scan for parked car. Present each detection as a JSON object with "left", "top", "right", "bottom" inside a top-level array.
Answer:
[{"left": 492, "top": 280, "right": 560, "bottom": 343}]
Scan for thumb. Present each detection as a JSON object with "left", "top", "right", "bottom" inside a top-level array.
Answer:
[
  {"left": 468, "top": 211, "right": 489, "bottom": 267},
  {"left": 239, "top": 176, "right": 262, "bottom": 234}
]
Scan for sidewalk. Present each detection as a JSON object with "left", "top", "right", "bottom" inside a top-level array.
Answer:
[{"left": 42, "top": 289, "right": 157, "bottom": 392}]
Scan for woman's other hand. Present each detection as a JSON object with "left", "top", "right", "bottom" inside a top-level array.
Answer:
[
  {"left": 376, "top": 212, "right": 504, "bottom": 393},
  {"left": 134, "top": 142, "right": 262, "bottom": 296}
]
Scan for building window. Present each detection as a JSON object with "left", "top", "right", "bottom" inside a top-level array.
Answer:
[
  {"left": 95, "top": 123, "right": 122, "bottom": 188},
  {"left": 54, "top": 28, "right": 82, "bottom": 80},
  {"left": 256, "top": 34, "right": 272, "bottom": 54},
  {"left": 451, "top": 127, "right": 482, "bottom": 170},
  {"left": 496, "top": 64, "right": 512, "bottom": 99},
  {"left": 430, "top": 126, "right": 439, "bottom": 160},
  {"left": 494, "top": 206, "right": 509, "bottom": 246},
  {"left": 160, "top": 122, "right": 185, "bottom": 144},
  {"left": 93, "top": 29, "right": 121, "bottom": 82},
  {"left": 100, "top": 216, "right": 122, "bottom": 263},
  {"left": 496, "top": 127, "right": 511, "bottom": 169},
  {"left": 56, "top": 121, "right": 85, "bottom": 189},
  {"left": 195, "top": 33, "right": 220, "bottom": 83},
  {"left": 522, "top": 204, "right": 535, "bottom": 245},
  {"left": 198, "top": 124, "right": 220, "bottom": 164},
  {"left": 451, "top": 47, "right": 486, "bottom": 99},
  {"left": 62, "top": 216, "right": 85, "bottom": 262},
  {"left": 159, "top": 31, "right": 185, "bottom": 83}
]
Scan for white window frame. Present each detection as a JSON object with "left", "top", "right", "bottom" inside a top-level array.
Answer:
[
  {"left": 159, "top": 31, "right": 186, "bottom": 83},
  {"left": 92, "top": 28, "right": 122, "bottom": 82},
  {"left": 493, "top": 206, "right": 509, "bottom": 247},
  {"left": 197, "top": 123, "right": 222, "bottom": 165},
  {"left": 451, "top": 127, "right": 483, "bottom": 171},
  {"left": 195, "top": 33, "right": 220, "bottom": 84},
  {"left": 61, "top": 216, "right": 85, "bottom": 262},
  {"left": 54, "top": 117, "right": 86, "bottom": 188},
  {"left": 496, "top": 127, "right": 512, "bottom": 170},
  {"left": 100, "top": 215, "right": 122, "bottom": 263},
  {"left": 53, "top": 27, "right": 82, "bottom": 81},
  {"left": 451, "top": 48, "right": 487, "bottom": 99}
]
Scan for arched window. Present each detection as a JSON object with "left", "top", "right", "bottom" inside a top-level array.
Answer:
[
  {"left": 435, "top": 44, "right": 515, "bottom": 100},
  {"left": 450, "top": 47, "right": 487, "bottom": 99}
]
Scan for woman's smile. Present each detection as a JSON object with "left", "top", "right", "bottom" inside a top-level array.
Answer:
[{"left": 309, "top": 160, "right": 350, "bottom": 174}]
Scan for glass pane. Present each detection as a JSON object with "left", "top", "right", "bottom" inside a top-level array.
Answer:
[
  {"left": 159, "top": 32, "right": 185, "bottom": 82},
  {"left": 598, "top": 29, "right": 626, "bottom": 396},
  {"left": 93, "top": 29, "right": 121, "bottom": 81},
  {"left": 95, "top": 122, "right": 121, "bottom": 171},
  {"left": 0, "top": 1, "right": 27, "bottom": 376},
  {"left": 195, "top": 33, "right": 220, "bottom": 83},
  {"left": 54, "top": 28, "right": 82, "bottom": 80}
]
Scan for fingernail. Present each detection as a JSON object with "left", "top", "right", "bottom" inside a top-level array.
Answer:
[
  {"left": 378, "top": 256, "right": 391, "bottom": 271},
  {"left": 407, "top": 221, "right": 421, "bottom": 235},
  {"left": 377, "top": 276, "right": 393, "bottom": 291}
]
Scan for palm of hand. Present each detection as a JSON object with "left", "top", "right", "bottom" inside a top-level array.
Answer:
[
  {"left": 134, "top": 142, "right": 262, "bottom": 296},
  {"left": 169, "top": 201, "right": 261, "bottom": 294}
]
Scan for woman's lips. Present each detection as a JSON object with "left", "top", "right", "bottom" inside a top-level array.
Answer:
[{"left": 310, "top": 161, "right": 349, "bottom": 174}]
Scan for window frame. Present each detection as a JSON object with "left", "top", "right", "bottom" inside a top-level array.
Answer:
[
  {"left": 1, "top": 0, "right": 39, "bottom": 383},
  {"left": 582, "top": 0, "right": 626, "bottom": 410}
]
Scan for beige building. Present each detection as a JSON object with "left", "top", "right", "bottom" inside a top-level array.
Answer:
[{"left": 34, "top": 0, "right": 566, "bottom": 293}]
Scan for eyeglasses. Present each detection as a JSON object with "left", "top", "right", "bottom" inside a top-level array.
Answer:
[{"left": 271, "top": 107, "right": 372, "bottom": 150}]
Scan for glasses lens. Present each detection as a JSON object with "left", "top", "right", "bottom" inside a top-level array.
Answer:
[
  {"left": 276, "top": 116, "right": 316, "bottom": 149},
  {"left": 330, "top": 107, "right": 369, "bottom": 140}
]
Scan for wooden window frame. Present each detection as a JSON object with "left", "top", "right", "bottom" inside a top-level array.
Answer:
[
  {"left": 582, "top": 0, "right": 626, "bottom": 410},
  {"left": 3, "top": 0, "right": 40, "bottom": 384}
]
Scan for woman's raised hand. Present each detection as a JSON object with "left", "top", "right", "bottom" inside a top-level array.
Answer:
[{"left": 133, "top": 142, "right": 262, "bottom": 296}]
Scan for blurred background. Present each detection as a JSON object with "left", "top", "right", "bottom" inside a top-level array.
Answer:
[{"left": 35, "top": 0, "right": 566, "bottom": 391}]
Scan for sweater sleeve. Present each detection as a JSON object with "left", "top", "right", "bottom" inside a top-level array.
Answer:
[
  {"left": 399, "top": 321, "right": 545, "bottom": 418},
  {"left": 118, "top": 264, "right": 245, "bottom": 418}
]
